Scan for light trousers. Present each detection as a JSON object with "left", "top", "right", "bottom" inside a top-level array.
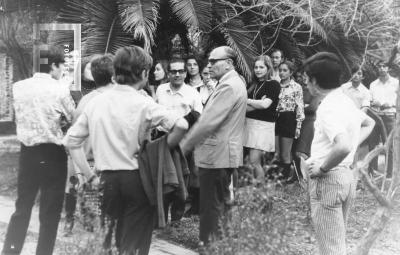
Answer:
[{"left": 310, "top": 167, "right": 356, "bottom": 255}]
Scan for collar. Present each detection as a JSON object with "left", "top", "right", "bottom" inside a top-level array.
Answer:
[
  {"left": 218, "top": 70, "right": 237, "bottom": 85},
  {"left": 347, "top": 82, "right": 364, "bottom": 91},
  {"left": 96, "top": 83, "right": 115, "bottom": 93},
  {"left": 190, "top": 78, "right": 204, "bottom": 88},
  {"left": 324, "top": 87, "right": 343, "bottom": 100},
  {"left": 33, "top": 73, "right": 53, "bottom": 79},
  {"left": 377, "top": 75, "right": 395, "bottom": 85},
  {"left": 166, "top": 83, "right": 187, "bottom": 95},
  {"left": 112, "top": 84, "right": 139, "bottom": 93},
  {"left": 281, "top": 79, "right": 296, "bottom": 88}
]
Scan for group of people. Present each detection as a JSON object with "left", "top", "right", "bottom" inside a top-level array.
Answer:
[{"left": 2, "top": 41, "right": 397, "bottom": 255}]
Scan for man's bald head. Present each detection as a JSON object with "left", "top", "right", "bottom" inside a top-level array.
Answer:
[{"left": 208, "top": 46, "right": 236, "bottom": 80}]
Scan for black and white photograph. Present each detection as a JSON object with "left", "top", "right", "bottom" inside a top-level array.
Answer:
[{"left": 0, "top": 0, "right": 399, "bottom": 254}]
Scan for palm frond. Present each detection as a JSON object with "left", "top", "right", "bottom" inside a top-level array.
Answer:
[
  {"left": 275, "top": 31, "right": 306, "bottom": 68},
  {"left": 57, "top": 0, "right": 134, "bottom": 55},
  {"left": 117, "top": 0, "right": 159, "bottom": 52},
  {"left": 213, "top": 2, "right": 258, "bottom": 81},
  {"left": 169, "top": 0, "right": 212, "bottom": 31},
  {"left": 222, "top": 20, "right": 259, "bottom": 81}
]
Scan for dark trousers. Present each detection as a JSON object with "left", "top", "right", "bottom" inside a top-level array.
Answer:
[
  {"left": 199, "top": 168, "right": 233, "bottom": 244},
  {"left": 64, "top": 191, "right": 77, "bottom": 229},
  {"left": 163, "top": 191, "right": 185, "bottom": 223},
  {"left": 367, "top": 114, "right": 395, "bottom": 175},
  {"left": 2, "top": 144, "right": 67, "bottom": 255},
  {"left": 382, "top": 114, "right": 395, "bottom": 176},
  {"left": 100, "top": 170, "right": 155, "bottom": 255}
]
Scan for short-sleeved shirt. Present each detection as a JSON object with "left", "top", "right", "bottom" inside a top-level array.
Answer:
[
  {"left": 156, "top": 82, "right": 203, "bottom": 116},
  {"left": 13, "top": 73, "right": 75, "bottom": 146},
  {"left": 370, "top": 76, "right": 399, "bottom": 114},
  {"left": 246, "top": 80, "right": 281, "bottom": 122},
  {"left": 340, "top": 82, "right": 370, "bottom": 109},
  {"left": 63, "top": 85, "right": 179, "bottom": 171},
  {"left": 308, "top": 88, "right": 367, "bottom": 167}
]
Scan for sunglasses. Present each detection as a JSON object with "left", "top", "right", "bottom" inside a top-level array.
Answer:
[
  {"left": 169, "top": 69, "right": 186, "bottom": 75},
  {"left": 208, "top": 58, "right": 230, "bottom": 65}
]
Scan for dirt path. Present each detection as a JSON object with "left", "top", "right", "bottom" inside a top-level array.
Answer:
[{"left": 0, "top": 195, "right": 198, "bottom": 255}]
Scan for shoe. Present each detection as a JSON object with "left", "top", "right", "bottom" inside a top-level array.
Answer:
[{"left": 198, "top": 242, "right": 209, "bottom": 255}]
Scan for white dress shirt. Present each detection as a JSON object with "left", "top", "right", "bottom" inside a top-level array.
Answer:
[
  {"left": 156, "top": 82, "right": 203, "bottom": 116},
  {"left": 340, "top": 82, "right": 371, "bottom": 109},
  {"left": 63, "top": 85, "right": 179, "bottom": 171},
  {"left": 370, "top": 76, "right": 399, "bottom": 114}
]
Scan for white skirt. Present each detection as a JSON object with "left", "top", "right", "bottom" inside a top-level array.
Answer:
[{"left": 243, "top": 118, "right": 275, "bottom": 152}]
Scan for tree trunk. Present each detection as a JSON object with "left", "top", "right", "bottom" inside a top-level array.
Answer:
[{"left": 353, "top": 207, "right": 391, "bottom": 255}]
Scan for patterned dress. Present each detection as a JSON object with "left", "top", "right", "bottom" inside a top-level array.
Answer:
[{"left": 276, "top": 79, "right": 305, "bottom": 138}]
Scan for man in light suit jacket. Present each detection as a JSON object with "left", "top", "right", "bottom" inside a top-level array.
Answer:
[{"left": 181, "top": 46, "right": 247, "bottom": 245}]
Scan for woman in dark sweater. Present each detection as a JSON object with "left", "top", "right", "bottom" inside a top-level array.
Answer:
[{"left": 245, "top": 55, "right": 281, "bottom": 181}]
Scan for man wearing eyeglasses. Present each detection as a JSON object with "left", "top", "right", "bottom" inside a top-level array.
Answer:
[
  {"left": 155, "top": 59, "right": 203, "bottom": 223},
  {"left": 181, "top": 46, "right": 247, "bottom": 247},
  {"left": 156, "top": 59, "right": 202, "bottom": 122}
]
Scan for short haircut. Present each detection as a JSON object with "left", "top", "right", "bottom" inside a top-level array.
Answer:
[
  {"left": 81, "top": 54, "right": 102, "bottom": 78},
  {"left": 252, "top": 55, "right": 273, "bottom": 81},
  {"left": 350, "top": 64, "right": 362, "bottom": 74},
  {"left": 377, "top": 60, "right": 388, "bottom": 67},
  {"left": 91, "top": 54, "right": 114, "bottom": 87},
  {"left": 113, "top": 46, "right": 153, "bottom": 84},
  {"left": 168, "top": 59, "right": 186, "bottom": 71},
  {"left": 271, "top": 48, "right": 284, "bottom": 59},
  {"left": 222, "top": 46, "right": 236, "bottom": 65},
  {"left": 41, "top": 45, "right": 65, "bottom": 73},
  {"left": 302, "top": 52, "right": 342, "bottom": 89},
  {"left": 279, "top": 60, "right": 296, "bottom": 73}
]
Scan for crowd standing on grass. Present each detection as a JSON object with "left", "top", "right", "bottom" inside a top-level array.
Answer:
[{"left": 2, "top": 41, "right": 399, "bottom": 255}]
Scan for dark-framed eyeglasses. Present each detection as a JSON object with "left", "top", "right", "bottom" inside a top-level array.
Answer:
[
  {"left": 169, "top": 69, "right": 186, "bottom": 75},
  {"left": 208, "top": 58, "right": 230, "bottom": 65}
]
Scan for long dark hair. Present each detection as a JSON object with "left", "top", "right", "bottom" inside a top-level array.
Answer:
[
  {"left": 184, "top": 56, "right": 203, "bottom": 84},
  {"left": 154, "top": 60, "right": 169, "bottom": 84}
]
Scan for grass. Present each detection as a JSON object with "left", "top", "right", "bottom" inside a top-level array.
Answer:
[
  {"left": 155, "top": 180, "right": 400, "bottom": 255},
  {"left": 1, "top": 150, "right": 399, "bottom": 254},
  {"left": 0, "top": 151, "right": 19, "bottom": 198}
]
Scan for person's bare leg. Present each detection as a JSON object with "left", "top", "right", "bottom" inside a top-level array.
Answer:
[
  {"left": 249, "top": 149, "right": 265, "bottom": 182},
  {"left": 280, "top": 137, "right": 294, "bottom": 164},
  {"left": 279, "top": 137, "right": 294, "bottom": 179},
  {"left": 274, "top": 136, "right": 280, "bottom": 162}
]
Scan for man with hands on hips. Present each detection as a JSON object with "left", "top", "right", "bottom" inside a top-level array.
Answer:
[{"left": 302, "top": 52, "right": 375, "bottom": 255}]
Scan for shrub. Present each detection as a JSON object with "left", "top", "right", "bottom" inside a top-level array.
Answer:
[{"left": 207, "top": 181, "right": 311, "bottom": 255}]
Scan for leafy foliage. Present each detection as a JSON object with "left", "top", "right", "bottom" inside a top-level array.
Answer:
[{"left": 3, "top": 0, "right": 399, "bottom": 82}]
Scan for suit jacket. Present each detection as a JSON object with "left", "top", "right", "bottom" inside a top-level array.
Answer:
[{"left": 180, "top": 70, "right": 247, "bottom": 168}]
